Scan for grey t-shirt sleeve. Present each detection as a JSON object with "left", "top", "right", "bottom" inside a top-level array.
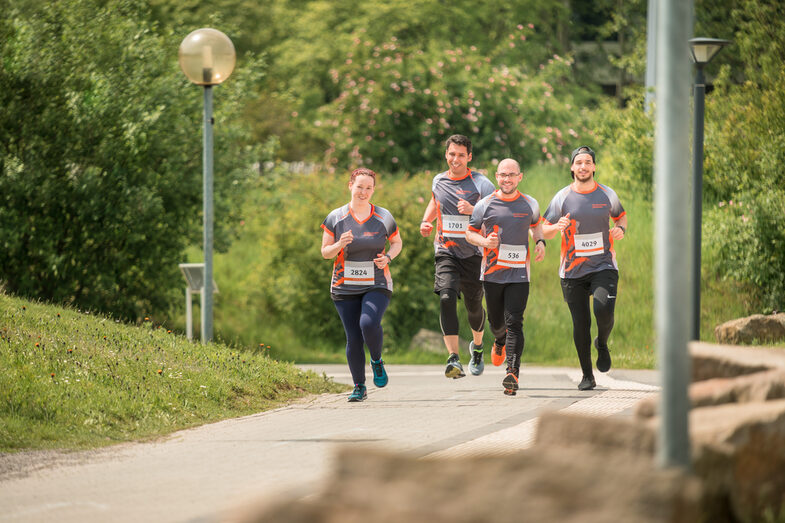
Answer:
[
  {"left": 469, "top": 195, "right": 491, "bottom": 231},
  {"left": 523, "top": 194, "right": 541, "bottom": 226},
  {"left": 543, "top": 187, "right": 568, "bottom": 224}
]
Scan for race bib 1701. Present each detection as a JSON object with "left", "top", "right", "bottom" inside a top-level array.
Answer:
[{"left": 442, "top": 215, "right": 469, "bottom": 237}]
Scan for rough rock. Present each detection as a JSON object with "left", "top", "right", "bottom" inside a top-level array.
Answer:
[
  {"left": 534, "top": 403, "right": 785, "bottom": 523},
  {"left": 714, "top": 313, "right": 785, "bottom": 345},
  {"left": 688, "top": 399, "right": 785, "bottom": 522},
  {"left": 535, "top": 410, "right": 656, "bottom": 455},
  {"left": 237, "top": 445, "right": 701, "bottom": 523},
  {"left": 635, "top": 369, "right": 785, "bottom": 418},
  {"left": 408, "top": 328, "right": 446, "bottom": 354},
  {"left": 690, "top": 341, "right": 785, "bottom": 382}
]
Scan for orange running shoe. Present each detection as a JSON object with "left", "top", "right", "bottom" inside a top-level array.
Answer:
[{"left": 491, "top": 342, "right": 506, "bottom": 366}]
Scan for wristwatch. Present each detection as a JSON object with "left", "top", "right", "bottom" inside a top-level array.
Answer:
[{"left": 536, "top": 239, "right": 546, "bottom": 247}]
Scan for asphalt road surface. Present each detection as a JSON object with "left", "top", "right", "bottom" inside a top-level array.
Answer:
[{"left": 0, "top": 364, "right": 659, "bottom": 523}]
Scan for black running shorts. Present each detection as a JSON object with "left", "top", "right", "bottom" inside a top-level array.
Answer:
[{"left": 433, "top": 254, "right": 484, "bottom": 301}]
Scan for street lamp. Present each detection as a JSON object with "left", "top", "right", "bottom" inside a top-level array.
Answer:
[
  {"left": 688, "top": 37, "right": 729, "bottom": 341},
  {"left": 178, "top": 28, "right": 236, "bottom": 343}
]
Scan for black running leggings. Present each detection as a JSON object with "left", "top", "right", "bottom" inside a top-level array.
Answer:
[
  {"left": 483, "top": 281, "right": 529, "bottom": 370},
  {"left": 439, "top": 288, "right": 485, "bottom": 336},
  {"left": 562, "top": 270, "right": 618, "bottom": 377}
]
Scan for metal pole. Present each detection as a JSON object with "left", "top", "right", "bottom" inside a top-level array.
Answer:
[
  {"left": 186, "top": 287, "right": 193, "bottom": 341},
  {"left": 654, "top": 0, "right": 693, "bottom": 469},
  {"left": 644, "top": 0, "right": 657, "bottom": 113},
  {"left": 691, "top": 65, "right": 705, "bottom": 341},
  {"left": 202, "top": 85, "right": 214, "bottom": 343}
]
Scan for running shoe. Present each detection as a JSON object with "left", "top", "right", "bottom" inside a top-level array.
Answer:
[
  {"left": 595, "top": 337, "right": 612, "bottom": 373},
  {"left": 370, "top": 358, "right": 388, "bottom": 388},
  {"left": 347, "top": 384, "right": 367, "bottom": 402},
  {"left": 468, "top": 341, "right": 484, "bottom": 376},
  {"left": 578, "top": 375, "right": 596, "bottom": 391},
  {"left": 502, "top": 367, "right": 519, "bottom": 396},
  {"left": 491, "top": 342, "right": 506, "bottom": 367},
  {"left": 444, "top": 353, "right": 466, "bottom": 379}
]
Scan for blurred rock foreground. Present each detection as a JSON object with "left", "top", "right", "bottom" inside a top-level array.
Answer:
[{"left": 235, "top": 342, "right": 785, "bottom": 522}]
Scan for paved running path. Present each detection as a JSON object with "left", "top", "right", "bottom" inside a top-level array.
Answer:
[{"left": 0, "top": 364, "right": 659, "bottom": 523}]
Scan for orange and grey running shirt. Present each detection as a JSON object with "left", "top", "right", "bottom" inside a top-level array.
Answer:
[
  {"left": 543, "top": 181, "right": 626, "bottom": 279},
  {"left": 321, "top": 204, "right": 399, "bottom": 297},
  {"left": 430, "top": 170, "right": 496, "bottom": 259},
  {"left": 469, "top": 190, "right": 541, "bottom": 283}
]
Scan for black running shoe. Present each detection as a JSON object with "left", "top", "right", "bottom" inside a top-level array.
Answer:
[
  {"left": 578, "top": 375, "right": 596, "bottom": 391},
  {"left": 502, "top": 367, "right": 519, "bottom": 395},
  {"left": 595, "top": 337, "right": 611, "bottom": 373},
  {"left": 445, "top": 353, "right": 465, "bottom": 379}
]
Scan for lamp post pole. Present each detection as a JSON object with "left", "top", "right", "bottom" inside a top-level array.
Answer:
[
  {"left": 691, "top": 64, "right": 705, "bottom": 342},
  {"left": 202, "top": 84, "right": 214, "bottom": 342},
  {"left": 179, "top": 28, "right": 236, "bottom": 344},
  {"left": 688, "top": 37, "right": 730, "bottom": 341}
]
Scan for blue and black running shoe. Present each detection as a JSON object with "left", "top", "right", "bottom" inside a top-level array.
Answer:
[
  {"left": 370, "top": 358, "right": 388, "bottom": 388},
  {"left": 347, "top": 384, "right": 367, "bottom": 402}
]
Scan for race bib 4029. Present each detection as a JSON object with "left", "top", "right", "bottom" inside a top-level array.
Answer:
[{"left": 574, "top": 232, "right": 604, "bottom": 257}]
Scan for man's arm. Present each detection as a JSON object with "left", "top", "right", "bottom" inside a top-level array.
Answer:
[
  {"left": 542, "top": 212, "right": 570, "bottom": 239},
  {"left": 531, "top": 222, "right": 546, "bottom": 262},
  {"left": 610, "top": 214, "right": 627, "bottom": 240},
  {"left": 420, "top": 196, "right": 437, "bottom": 237},
  {"left": 465, "top": 229, "right": 485, "bottom": 248}
]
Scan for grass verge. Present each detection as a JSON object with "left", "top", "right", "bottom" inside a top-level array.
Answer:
[{"left": 0, "top": 292, "right": 346, "bottom": 452}]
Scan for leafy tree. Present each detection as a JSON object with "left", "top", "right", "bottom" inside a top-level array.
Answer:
[
  {"left": 306, "top": 24, "right": 597, "bottom": 173},
  {"left": 0, "top": 0, "right": 266, "bottom": 320},
  {"left": 701, "top": 0, "right": 785, "bottom": 311}
]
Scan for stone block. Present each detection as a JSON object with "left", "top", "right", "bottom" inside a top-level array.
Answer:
[
  {"left": 238, "top": 444, "right": 701, "bottom": 523},
  {"left": 534, "top": 410, "right": 657, "bottom": 455},
  {"left": 689, "top": 400, "right": 785, "bottom": 522},
  {"left": 689, "top": 341, "right": 785, "bottom": 382},
  {"left": 715, "top": 313, "right": 785, "bottom": 345},
  {"left": 635, "top": 369, "right": 785, "bottom": 418},
  {"left": 408, "top": 328, "right": 447, "bottom": 354}
]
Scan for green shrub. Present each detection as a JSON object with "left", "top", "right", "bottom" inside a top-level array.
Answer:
[
  {"left": 704, "top": 190, "right": 785, "bottom": 312},
  {"left": 309, "top": 25, "right": 596, "bottom": 173},
  {"left": 0, "top": 0, "right": 266, "bottom": 321},
  {"left": 591, "top": 92, "right": 654, "bottom": 196}
]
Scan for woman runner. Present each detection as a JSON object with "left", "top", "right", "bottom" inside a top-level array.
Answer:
[{"left": 321, "top": 168, "right": 402, "bottom": 402}]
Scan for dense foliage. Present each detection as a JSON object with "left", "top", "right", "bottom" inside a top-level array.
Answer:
[
  {"left": 311, "top": 26, "right": 595, "bottom": 172},
  {"left": 702, "top": 0, "right": 785, "bottom": 311},
  {"left": 0, "top": 0, "right": 266, "bottom": 320},
  {"left": 1, "top": 0, "right": 781, "bottom": 345}
]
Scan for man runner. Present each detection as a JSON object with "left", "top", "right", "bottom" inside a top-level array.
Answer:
[
  {"left": 466, "top": 158, "right": 545, "bottom": 395},
  {"left": 420, "top": 134, "right": 495, "bottom": 378},
  {"left": 542, "top": 146, "right": 627, "bottom": 391}
]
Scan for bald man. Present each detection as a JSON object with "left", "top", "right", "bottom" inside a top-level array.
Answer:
[{"left": 466, "top": 158, "right": 546, "bottom": 395}]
